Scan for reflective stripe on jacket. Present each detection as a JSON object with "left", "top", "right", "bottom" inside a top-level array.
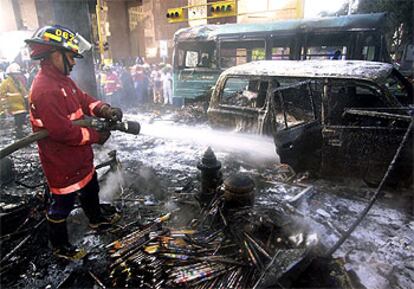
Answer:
[{"left": 29, "top": 60, "right": 107, "bottom": 194}]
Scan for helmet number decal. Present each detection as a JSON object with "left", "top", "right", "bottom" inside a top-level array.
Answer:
[{"left": 54, "top": 29, "right": 73, "bottom": 41}]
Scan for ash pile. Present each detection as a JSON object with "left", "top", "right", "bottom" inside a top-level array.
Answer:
[
  {"left": 0, "top": 192, "right": 47, "bottom": 280},
  {"left": 0, "top": 122, "right": 49, "bottom": 285},
  {"left": 106, "top": 147, "right": 317, "bottom": 289}
]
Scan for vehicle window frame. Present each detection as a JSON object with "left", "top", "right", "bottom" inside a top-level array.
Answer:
[
  {"left": 323, "top": 78, "right": 395, "bottom": 127},
  {"left": 219, "top": 75, "right": 270, "bottom": 110},
  {"left": 273, "top": 79, "right": 318, "bottom": 129},
  {"left": 381, "top": 68, "right": 413, "bottom": 106}
]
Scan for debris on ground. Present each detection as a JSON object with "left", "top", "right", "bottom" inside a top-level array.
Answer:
[{"left": 0, "top": 109, "right": 413, "bottom": 289}]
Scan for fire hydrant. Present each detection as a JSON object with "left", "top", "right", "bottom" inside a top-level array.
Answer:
[{"left": 197, "top": 147, "right": 222, "bottom": 207}]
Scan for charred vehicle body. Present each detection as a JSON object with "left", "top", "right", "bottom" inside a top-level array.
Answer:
[
  {"left": 208, "top": 60, "right": 413, "bottom": 184},
  {"left": 173, "top": 13, "right": 390, "bottom": 103}
]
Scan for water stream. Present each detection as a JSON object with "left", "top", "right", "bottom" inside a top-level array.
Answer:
[{"left": 125, "top": 113, "right": 279, "bottom": 163}]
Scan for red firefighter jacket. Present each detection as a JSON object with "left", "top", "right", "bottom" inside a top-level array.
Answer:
[
  {"left": 103, "top": 71, "right": 121, "bottom": 95},
  {"left": 29, "top": 60, "right": 106, "bottom": 194}
]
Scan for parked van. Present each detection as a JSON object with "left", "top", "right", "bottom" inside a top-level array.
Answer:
[{"left": 208, "top": 60, "right": 413, "bottom": 184}]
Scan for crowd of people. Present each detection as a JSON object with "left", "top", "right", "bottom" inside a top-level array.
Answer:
[
  {"left": 97, "top": 61, "right": 173, "bottom": 110},
  {"left": 0, "top": 59, "right": 174, "bottom": 139}
]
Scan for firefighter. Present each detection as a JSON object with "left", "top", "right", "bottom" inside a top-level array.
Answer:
[
  {"left": 25, "top": 25, "right": 123, "bottom": 260},
  {"left": 0, "top": 63, "right": 28, "bottom": 138},
  {"left": 102, "top": 65, "right": 122, "bottom": 106}
]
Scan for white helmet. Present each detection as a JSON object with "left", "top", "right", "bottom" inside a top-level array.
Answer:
[{"left": 6, "top": 63, "right": 21, "bottom": 74}]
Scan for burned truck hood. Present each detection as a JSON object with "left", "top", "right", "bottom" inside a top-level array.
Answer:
[{"left": 220, "top": 60, "right": 394, "bottom": 82}]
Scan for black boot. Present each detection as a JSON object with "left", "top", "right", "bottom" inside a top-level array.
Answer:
[
  {"left": 79, "top": 189, "right": 121, "bottom": 230},
  {"left": 47, "top": 219, "right": 86, "bottom": 260},
  {"left": 88, "top": 212, "right": 121, "bottom": 230}
]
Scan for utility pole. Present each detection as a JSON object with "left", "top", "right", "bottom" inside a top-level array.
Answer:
[{"left": 96, "top": 0, "right": 105, "bottom": 66}]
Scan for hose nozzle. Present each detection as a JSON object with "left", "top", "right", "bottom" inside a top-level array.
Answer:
[{"left": 114, "top": 121, "right": 141, "bottom": 135}]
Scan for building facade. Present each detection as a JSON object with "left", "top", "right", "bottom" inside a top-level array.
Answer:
[{"left": 96, "top": 0, "right": 303, "bottom": 64}]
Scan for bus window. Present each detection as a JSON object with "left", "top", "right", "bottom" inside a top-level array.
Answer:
[
  {"left": 252, "top": 48, "right": 266, "bottom": 61},
  {"left": 306, "top": 46, "right": 346, "bottom": 60},
  {"left": 185, "top": 51, "right": 199, "bottom": 67},
  {"left": 271, "top": 36, "right": 295, "bottom": 60},
  {"left": 199, "top": 52, "right": 211, "bottom": 67},
  {"left": 178, "top": 49, "right": 216, "bottom": 69},
  {"left": 272, "top": 47, "right": 290, "bottom": 60},
  {"left": 177, "top": 49, "right": 185, "bottom": 67},
  {"left": 359, "top": 34, "right": 380, "bottom": 61},
  {"left": 237, "top": 48, "right": 247, "bottom": 65},
  {"left": 304, "top": 32, "right": 350, "bottom": 60},
  {"left": 220, "top": 40, "right": 265, "bottom": 69},
  {"left": 362, "top": 46, "right": 376, "bottom": 61},
  {"left": 175, "top": 41, "right": 216, "bottom": 69}
]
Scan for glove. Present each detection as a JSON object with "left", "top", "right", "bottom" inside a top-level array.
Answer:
[
  {"left": 100, "top": 105, "right": 123, "bottom": 122},
  {"left": 97, "top": 131, "right": 111, "bottom": 145}
]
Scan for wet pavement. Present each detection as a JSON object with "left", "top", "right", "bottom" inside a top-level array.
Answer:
[{"left": 0, "top": 105, "right": 413, "bottom": 288}]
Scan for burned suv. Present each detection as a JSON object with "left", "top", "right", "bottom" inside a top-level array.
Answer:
[{"left": 208, "top": 60, "right": 413, "bottom": 184}]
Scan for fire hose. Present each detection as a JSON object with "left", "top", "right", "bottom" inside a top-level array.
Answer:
[{"left": 0, "top": 118, "right": 141, "bottom": 159}]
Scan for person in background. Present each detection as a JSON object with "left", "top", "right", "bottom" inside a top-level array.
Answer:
[
  {"left": 0, "top": 67, "right": 5, "bottom": 82},
  {"left": 151, "top": 65, "right": 163, "bottom": 104},
  {"left": 119, "top": 65, "right": 135, "bottom": 109},
  {"left": 162, "top": 65, "right": 173, "bottom": 105},
  {"left": 142, "top": 64, "right": 151, "bottom": 103},
  {"left": 27, "top": 63, "right": 40, "bottom": 90},
  {"left": 103, "top": 65, "right": 122, "bottom": 106},
  {"left": 332, "top": 50, "right": 342, "bottom": 60},
  {"left": 132, "top": 65, "right": 145, "bottom": 104},
  {"left": 0, "top": 63, "right": 28, "bottom": 138},
  {"left": 25, "top": 25, "right": 122, "bottom": 260}
]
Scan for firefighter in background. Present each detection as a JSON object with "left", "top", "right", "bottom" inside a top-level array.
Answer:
[
  {"left": 103, "top": 65, "right": 122, "bottom": 106},
  {"left": 0, "top": 63, "right": 28, "bottom": 138},
  {"left": 25, "top": 25, "right": 122, "bottom": 260}
]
